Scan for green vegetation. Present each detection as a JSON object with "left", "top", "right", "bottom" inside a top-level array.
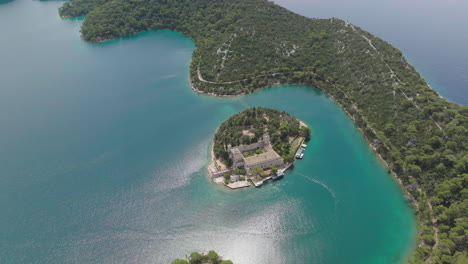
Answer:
[
  {"left": 251, "top": 166, "right": 265, "bottom": 178},
  {"left": 171, "top": 250, "right": 232, "bottom": 264},
  {"left": 233, "top": 168, "right": 246, "bottom": 175},
  {"left": 270, "top": 166, "right": 278, "bottom": 175},
  {"left": 301, "top": 126, "right": 312, "bottom": 140},
  {"left": 243, "top": 148, "right": 265, "bottom": 158},
  {"left": 59, "top": 0, "right": 467, "bottom": 262},
  {"left": 213, "top": 107, "right": 308, "bottom": 166}
]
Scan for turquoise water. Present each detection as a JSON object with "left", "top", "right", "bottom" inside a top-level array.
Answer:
[{"left": 0, "top": 1, "right": 415, "bottom": 263}]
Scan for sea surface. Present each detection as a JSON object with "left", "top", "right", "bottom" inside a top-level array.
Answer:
[
  {"left": 0, "top": 1, "right": 418, "bottom": 263},
  {"left": 276, "top": 0, "right": 468, "bottom": 105}
]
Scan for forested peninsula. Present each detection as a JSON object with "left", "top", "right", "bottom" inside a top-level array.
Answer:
[{"left": 59, "top": 0, "right": 467, "bottom": 263}]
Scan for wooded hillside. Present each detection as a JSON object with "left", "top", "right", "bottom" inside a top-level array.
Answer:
[{"left": 59, "top": 1, "right": 467, "bottom": 263}]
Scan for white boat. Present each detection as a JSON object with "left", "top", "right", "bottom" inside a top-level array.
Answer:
[
  {"left": 254, "top": 180, "right": 263, "bottom": 187},
  {"left": 301, "top": 144, "right": 307, "bottom": 148},
  {"left": 272, "top": 172, "right": 285, "bottom": 181},
  {"left": 295, "top": 147, "right": 304, "bottom": 159},
  {"left": 299, "top": 153, "right": 304, "bottom": 159}
]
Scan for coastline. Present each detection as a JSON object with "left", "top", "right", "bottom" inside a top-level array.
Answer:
[
  {"left": 198, "top": 78, "right": 423, "bottom": 261},
  {"left": 59, "top": 0, "right": 461, "bottom": 256},
  {"left": 16, "top": 0, "right": 465, "bottom": 261},
  {"left": 199, "top": 79, "right": 418, "bottom": 206},
  {"left": 191, "top": 80, "right": 245, "bottom": 98},
  {"left": 195, "top": 73, "right": 414, "bottom": 184},
  {"left": 206, "top": 139, "right": 218, "bottom": 178},
  {"left": 207, "top": 118, "right": 309, "bottom": 187}
]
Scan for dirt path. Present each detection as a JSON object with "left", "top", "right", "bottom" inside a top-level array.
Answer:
[{"left": 195, "top": 23, "right": 445, "bottom": 131}]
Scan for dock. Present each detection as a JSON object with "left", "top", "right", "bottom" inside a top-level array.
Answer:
[
  {"left": 221, "top": 164, "right": 292, "bottom": 189},
  {"left": 251, "top": 179, "right": 263, "bottom": 187},
  {"left": 226, "top": 180, "right": 251, "bottom": 189},
  {"left": 295, "top": 147, "right": 304, "bottom": 159},
  {"left": 213, "top": 177, "right": 225, "bottom": 184},
  {"left": 271, "top": 171, "right": 284, "bottom": 181},
  {"left": 281, "top": 162, "right": 294, "bottom": 173},
  {"left": 295, "top": 143, "right": 308, "bottom": 159}
]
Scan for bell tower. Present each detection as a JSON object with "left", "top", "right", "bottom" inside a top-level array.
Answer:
[{"left": 263, "top": 134, "right": 270, "bottom": 145}]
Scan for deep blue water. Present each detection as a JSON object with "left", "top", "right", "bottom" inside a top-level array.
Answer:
[{"left": 276, "top": 0, "right": 468, "bottom": 105}]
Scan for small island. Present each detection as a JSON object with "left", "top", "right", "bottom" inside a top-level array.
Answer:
[
  {"left": 209, "top": 107, "right": 311, "bottom": 189},
  {"left": 58, "top": 0, "right": 468, "bottom": 261},
  {"left": 171, "top": 250, "right": 232, "bottom": 264}
]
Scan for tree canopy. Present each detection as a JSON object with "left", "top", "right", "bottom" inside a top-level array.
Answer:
[
  {"left": 59, "top": 0, "right": 467, "bottom": 262},
  {"left": 171, "top": 250, "right": 232, "bottom": 264},
  {"left": 213, "top": 107, "right": 307, "bottom": 166}
]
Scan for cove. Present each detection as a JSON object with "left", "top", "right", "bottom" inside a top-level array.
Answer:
[{"left": 0, "top": 1, "right": 415, "bottom": 264}]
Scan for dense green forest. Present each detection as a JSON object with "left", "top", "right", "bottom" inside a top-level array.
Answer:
[
  {"left": 171, "top": 250, "right": 232, "bottom": 264},
  {"left": 213, "top": 107, "right": 310, "bottom": 166},
  {"left": 60, "top": 0, "right": 467, "bottom": 263}
]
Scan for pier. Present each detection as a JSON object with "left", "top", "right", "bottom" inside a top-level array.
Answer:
[
  {"left": 248, "top": 162, "right": 294, "bottom": 187},
  {"left": 226, "top": 180, "right": 251, "bottom": 189}
]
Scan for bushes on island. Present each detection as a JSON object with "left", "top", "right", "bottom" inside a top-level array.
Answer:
[
  {"left": 213, "top": 107, "right": 308, "bottom": 165},
  {"left": 171, "top": 250, "right": 232, "bottom": 264},
  {"left": 59, "top": 0, "right": 467, "bottom": 261}
]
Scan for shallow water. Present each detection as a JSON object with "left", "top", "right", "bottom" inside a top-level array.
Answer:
[{"left": 0, "top": 1, "right": 415, "bottom": 263}]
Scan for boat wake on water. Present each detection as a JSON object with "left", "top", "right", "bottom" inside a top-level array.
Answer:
[{"left": 296, "top": 172, "right": 338, "bottom": 206}]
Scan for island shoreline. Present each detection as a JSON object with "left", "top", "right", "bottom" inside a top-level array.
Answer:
[
  {"left": 200, "top": 79, "right": 418, "bottom": 203},
  {"left": 207, "top": 117, "right": 309, "bottom": 187},
  {"left": 57, "top": 0, "right": 467, "bottom": 259}
]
